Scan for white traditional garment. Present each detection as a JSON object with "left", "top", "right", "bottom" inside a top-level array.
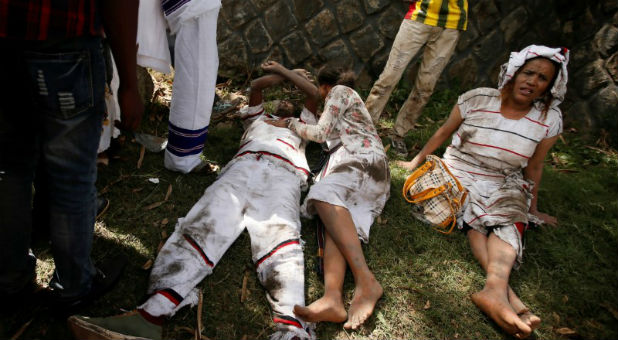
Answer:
[
  {"left": 98, "top": 57, "right": 120, "bottom": 154},
  {"left": 134, "top": 0, "right": 222, "bottom": 173},
  {"left": 139, "top": 105, "right": 316, "bottom": 340},
  {"left": 163, "top": 0, "right": 221, "bottom": 173},
  {"left": 289, "top": 86, "right": 390, "bottom": 241},
  {"left": 136, "top": 0, "right": 172, "bottom": 74}
]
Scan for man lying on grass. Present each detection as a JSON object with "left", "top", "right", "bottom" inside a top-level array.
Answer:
[{"left": 68, "top": 63, "right": 321, "bottom": 340}]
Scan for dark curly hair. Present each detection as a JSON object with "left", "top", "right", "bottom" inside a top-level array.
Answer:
[{"left": 317, "top": 65, "right": 356, "bottom": 88}]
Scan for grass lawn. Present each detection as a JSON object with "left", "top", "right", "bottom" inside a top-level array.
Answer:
[{"left": 1, "top": 78, "right": 617, "bottom": 340}]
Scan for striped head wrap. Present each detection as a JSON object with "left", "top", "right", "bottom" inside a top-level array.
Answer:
[{"left": 498, "top": 45, "right": 569, "bottom": 108}]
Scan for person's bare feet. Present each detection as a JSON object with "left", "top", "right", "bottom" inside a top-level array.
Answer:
[
  {"left": 293, "top": 296, "right": 347, "bottom": 323},
  {"left": 343, "top": 278, "right": 383, "bottom": 330},
  {"left": 471, "top": 289, "right": 532, "bottom": 338},
  {"left": 518, "top": 309, "right": 541, "bottom": 331}
]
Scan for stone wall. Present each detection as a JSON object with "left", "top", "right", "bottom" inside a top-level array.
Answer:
[{"left": 216, "top": 0, "right": 618, "bottom": 143}]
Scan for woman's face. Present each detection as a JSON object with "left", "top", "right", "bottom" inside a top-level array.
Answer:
[
  {"left": 511, "top": 58, "right": 557, "bottom": 106},
  {"left": 318, "top": 84, "right": 331, "bottom": 100}
]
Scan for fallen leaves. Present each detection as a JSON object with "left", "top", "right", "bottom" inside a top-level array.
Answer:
[
  {"left": 10, "top": 318, "right": 33, "bottom": 340},
  {"left": 554, "top": 327, "right": 577, "bottom": 336},
  {"left": 423, "top": 300, "right": 431, "bottom": 310},
  {"left": 142, "top": 259, "right": 153, "bottom": 270},
  {"left": 137, "top": 145, "right": 145, "bottom": 169},
  {"left": 240, "top": 270, "right": 250, "bottom": 303}
]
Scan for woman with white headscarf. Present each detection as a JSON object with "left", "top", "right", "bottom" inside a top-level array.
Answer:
[{"left": 399, "top": 45, "right": 569, "bottom": 339}]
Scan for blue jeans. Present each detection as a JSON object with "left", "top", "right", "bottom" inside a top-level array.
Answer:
[{"left": 0, "top": 37, "right": 106, "bottom": 299}]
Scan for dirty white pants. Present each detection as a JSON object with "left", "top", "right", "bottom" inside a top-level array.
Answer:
[
  {"left": 365, "top": 19, "right": 459, "bottom": 137},
  {"left": 140, "top": 157, "right": 313, "bottom": 339}
]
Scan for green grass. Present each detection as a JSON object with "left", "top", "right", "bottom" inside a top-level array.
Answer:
[{"left": 2, "top": 84, "right": 617, "bottom": 340}]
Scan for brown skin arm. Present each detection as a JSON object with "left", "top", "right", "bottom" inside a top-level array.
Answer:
[
  {"left": 261, "top": 61, "right": 321, "bottom": 113},
  {"left": 249, "top": 74, "right": 286, "bottom": 107},
  {"left": 397, "top": 104, "right": 464, "bottom": 170},
  {"left": 101, "top": 0, "right": 143, "bottom": 132},
  {"left": 524, "top": 135, "right": 559, "bottom": 226}
]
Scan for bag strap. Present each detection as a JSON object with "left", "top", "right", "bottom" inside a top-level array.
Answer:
[
  {"left": 404, "top": 184, "right": 450, "bottom": 204},
  {"left": 402, "top": 160, "right": 433, "bottom": 201},
  {"left": 434, "top": 196, "right": 458, "bottom": 234}
]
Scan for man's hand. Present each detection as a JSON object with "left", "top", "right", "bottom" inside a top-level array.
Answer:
[
  {"left": 292, "top": 68, "right": 312, "bottom": 81},
  {"left": 261, "top": 60, "right": 286, "bottom": 74},
  {"left": 115, "top": 85, "right": 143, "bottom": 131}
]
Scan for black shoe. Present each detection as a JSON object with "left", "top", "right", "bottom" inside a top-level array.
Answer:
[
  {"left": 48, "top": 253, "right": 127, "bottom": 313},
  {"left": 96, "top": 196, "right": 110, "bottom": 220}
]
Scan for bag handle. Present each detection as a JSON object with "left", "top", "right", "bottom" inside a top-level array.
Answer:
[{"left": 402, "top": 159, "right": 433, "bottom": 201}]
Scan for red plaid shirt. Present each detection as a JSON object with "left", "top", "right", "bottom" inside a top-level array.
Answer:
[{"left": 0, "top": 0, "right": 103, "bottom": 40}]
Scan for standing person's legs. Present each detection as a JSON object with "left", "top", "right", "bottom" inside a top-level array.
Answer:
[
  {"left": 0, "top": 43, "right": 39, "bottom": 303},
  {"left": 365, "top": 20, "right": 430, "bottom": 123},
  {"left": 312, "top": 201, "right": 382, "bottom": 330},
  {"left": 470, "top": 233, "right": 532, "bottom": 338},
  {"left": 14, "top": 38, "right": 107, "bottom": 302},
  {"left": 393, "top": 27, "right": 459, "bottom": 138},
  {"left": 164, "top": 7, "right": 219, "bottom": 173}
]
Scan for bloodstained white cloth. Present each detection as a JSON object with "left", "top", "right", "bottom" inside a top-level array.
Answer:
[{"left": 139, "top": 105, "right": 316, "bottom": 340}]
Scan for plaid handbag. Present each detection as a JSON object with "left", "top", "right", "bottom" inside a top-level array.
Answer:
[{"left": 402, "top": 155, "right": 468, "bottom": 234}]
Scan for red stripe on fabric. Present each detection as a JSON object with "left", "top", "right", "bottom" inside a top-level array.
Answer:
[
  {"left": 235, "top": 151, "right": 310, "bottom": 176},
  {"left": 273, "top": 317, "right": 303, "bottom": 329},
  {"left": 470, "top": 109, "right": 501, "bottom": 114},
  {"left": 37, "top": 0, "right": 50, "bottom": 40},
  {"left": 238, "top": 140, "right": 251, "bottom": 149},
  {"left": 524, "top": 116, "right": 549, "bottom": 128},
  {"left": 515, "top": 222, "right": 526, "bottom": 237},
  {"left": 256, "top": 240, "right": 300, "bottom": 267},
  {"left": 404, "top": 2, "right": 417, "bottom": 19},
  {"left": 276, "top": 138, "right": 296, "bottom": 151},
  {"left": 137, "top": 308, "right": 165, "bottom": 326},
  {"left": 158, "top": 291, "right": 180, "bottom": 305},
  {"left": 75, "top": 0, "right": 85, "bottom": 36},
  {"left": 0, "top": 0, "right": 9, "bottom": 37},
  {"left": 466, "top": 140, "right": 530, "bottom": 159},
  {"left": 25, "top": 0, "right": 39, "bottom": 40},
  {"left": 183, "top": 234, "right": 214, "bottom": 267}
]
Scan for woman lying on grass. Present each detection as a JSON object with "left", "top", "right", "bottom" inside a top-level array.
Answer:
[
  {"left": 266, "top": 62, "right": 390, "bottom": 330},
  {"left": 398, "top": 45, "right": 569, "bottom": 339}
]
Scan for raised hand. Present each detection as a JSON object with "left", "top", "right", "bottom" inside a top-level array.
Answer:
[{"left": 261, "top": 60, "right": 286, "bottom": 74}]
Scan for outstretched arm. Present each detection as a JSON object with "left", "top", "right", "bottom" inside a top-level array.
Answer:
[
  {"left": 261, "top": 61, "right": 321, "bottom": 113},
  {"left": 249, "top": 74, "right": 285, "bottom": 107},
  {"left": 524, "top": 135, "right": 559, "bottom": 226},
  {"left": 398, "top": 104, "right": 463, "bottom": 170}
]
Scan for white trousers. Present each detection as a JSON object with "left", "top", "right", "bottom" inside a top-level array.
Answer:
[
  {"left": 164, "top": 6, "right": 219, "bottom": 173},
  {"left": 140, "top": 157, "right": 313, "bottom": 339}
]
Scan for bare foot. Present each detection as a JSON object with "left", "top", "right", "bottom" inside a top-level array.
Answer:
[
  {"left": 293, "top": 296, "right": 347, "bottom": 323},
  {"left": 343, "top": 278, "right": 383, "bottom": 330},
  {"left": 518, "top": 310, "right": 541, "bottom": 331},
  {"left": 471, "top": 289, "right": 532, "bottom": 338}
]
